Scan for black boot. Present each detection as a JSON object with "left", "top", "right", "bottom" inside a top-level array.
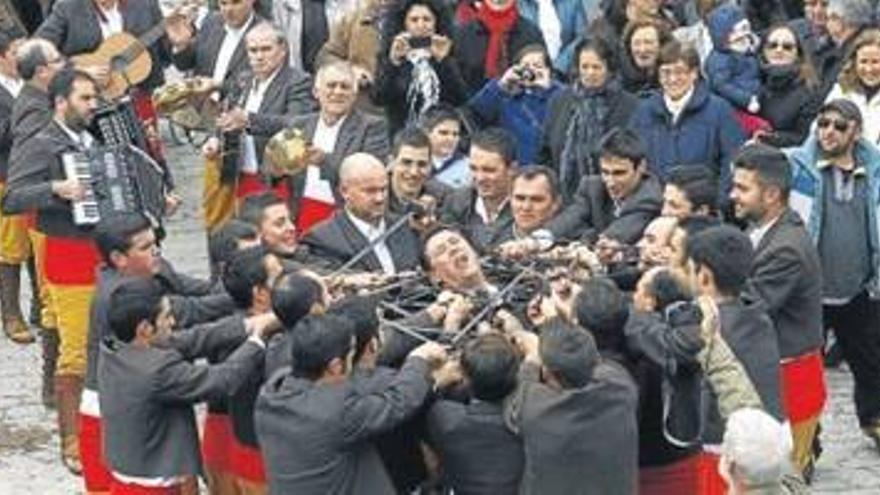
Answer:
[
  {"left": 40, "top": 327, "right": 59, "bottom": 409},
  {"left": 25, "top": 257, "right": 41, "bottom": 326}
]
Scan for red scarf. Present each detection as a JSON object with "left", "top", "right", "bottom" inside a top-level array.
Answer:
[{"left": 476, "top": 4, "right": 518, "bottom": 79}]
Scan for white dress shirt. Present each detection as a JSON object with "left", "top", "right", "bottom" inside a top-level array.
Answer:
[
  {"left": 0, "top": 74, "right": 22, "bottom": 98},
  {"left": 98, "top": 4, "right": 124, "bottom": 38},
  {"left": 240, "top": 69, "right": 280, "bottom": 174},
  {"left": 748, "top": 214, "right": 782, "bottom": 249},
  {"left": 212, "top": 15, "right": 253, "bottom": 84},
  {"left": 312, "top": 114, "right": 347, "bottom": 154},
  {"left": 474, "top": 196, "right": 508, "bottom": 225},
  {"left": 347, "top": 211, "right": 396, "bottom": 275}
]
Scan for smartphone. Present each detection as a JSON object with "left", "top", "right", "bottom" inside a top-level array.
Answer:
[{"left": 409, "top": 36, "right": 432, "bottom": 49}]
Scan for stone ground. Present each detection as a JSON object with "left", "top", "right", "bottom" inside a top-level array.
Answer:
[{"left": 0, "top": 128, "right": 878, "bottom": 493}]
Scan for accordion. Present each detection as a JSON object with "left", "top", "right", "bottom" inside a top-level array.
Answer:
[
  {"left": 62, "top": 145, "right": 166, "bottom": 227},
  {"left": 92, "top": 97, "right": 150, "bottom": 151}
]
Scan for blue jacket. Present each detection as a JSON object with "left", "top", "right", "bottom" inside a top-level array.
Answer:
[
  {"left": 704, "top": 3, "right": 761, "bottom": 109},
  {"left": 468, "top": 79, "right": 564, "bottom": 164},
  {"left": 517, "top": 0, "right": 589, "bottom": 73},
  {"left": 785, "top": 136, "right": 880, "bottom": 299},
  {"left": 628, "top": 82, "right": 745, "bottom": 204}
]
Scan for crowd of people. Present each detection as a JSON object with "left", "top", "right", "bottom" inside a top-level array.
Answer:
[{"left": 1, "top": 0, "right": 880, "bottom": 494}]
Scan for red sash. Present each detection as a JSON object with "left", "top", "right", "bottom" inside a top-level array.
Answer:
[
  {"left": 639, "top": 454, "right": 700, "bottom": 495},
  {"left": 43, "top": 236, "right": 99, "bottom": 285},
  {"left": 201, "top": 413, "right": 233, "bottom": 474},
  {"left": 80, "top": 413, "right": 113, "bottom": 492},
  {"left": 780, "top": 350, "right": 827, "bottom": 423}
]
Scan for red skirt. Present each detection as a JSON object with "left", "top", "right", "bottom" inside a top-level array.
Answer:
[
  {"left": 80, "top": 412, "right": 112, "bottom": 492},
  {"left": 201, "top": 413, "right": 233, "bottom": 474},
  {"left": 43, "top": 236, "right": 99, "bottom": 285},
  {"left": 780, "top": 350, "right": 827, "bottom": 423},
  {"left": 639, "top": 454, "right": 700, "bottom": 495},
  {"left": 696, "top": 451, "right": 728, "bottom": 495},
  {"left": 235, "top": 173, "right": 290, "bottom": 201},
  {"left": 109, "top": 479, "right": 182, "bottom": 495},
  {"left": 228, "top": 436, "right": 267, "bottom": 483}
]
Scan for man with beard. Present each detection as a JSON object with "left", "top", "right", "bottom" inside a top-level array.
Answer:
[
  {"left": 2, "top": 67, "right": 100, "bottom": 474},
  {"left": 785, "top": 99, "right": 880, "bottom": 450},
  {"left": 730, "top": 143, "right": 826, "bottom": 478}
]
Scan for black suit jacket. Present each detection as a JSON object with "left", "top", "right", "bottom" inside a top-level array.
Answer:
[
  {"left": 300, "top": 211, "right": 421, "bottom": 273},
  {"left": 439, "top": 187, "right": 514, "bottom": 253},
  {"left": 547, "top": 174, "right": 663, "bottom": 243},
  {"left": 36, "top": 0, "right": 171, "bottom": 89},
  {"left": 747, "top": 208, "right": 824, "bottom": 358},
  {"left": 171, "top": 12, "right": 258, "bottom": 83},
  {"left": 2, "top": 120, "right": 89, "bottom": 237},
  {"left": 98, "top": 315, "right": 263, "bottom": 478},
  {"left": 254, "top": 357, "right": 432, "bottom": 495},
  {"left": 9, "top": 83, "right": 51, "bottom": 159},
  {"left": 285, "top": 110, "right": 389, "bottom": 219},
  {"left": 0, "top": 83, "right": 15, "bottom": 180},
  {"left": 226, "top": 66, "right": 316, "bottom": 181},
  {"left": 505, "top": 360, "right": 639, "bottom": 495},
  {"left": 427, "top": 399, "right": 524, "bottom": 495}
]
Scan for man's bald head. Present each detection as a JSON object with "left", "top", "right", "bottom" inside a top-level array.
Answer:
[{"left": 339, "top": 153, "right": 389, "bottom": 223}]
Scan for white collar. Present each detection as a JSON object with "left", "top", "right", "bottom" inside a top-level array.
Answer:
[
  {"left": 252, "top": 67, "right": 281, "bottom": 94},
  {"left": 55, "top": 118, "right": 91, "bottom": 145},
  {"left": 225, "top": 14, "right": 254, "bottom": 36},
  {"left": 475, "top": 195, "right": 508, "bottom": 224},
  {"left": 748, "top": 213, "right": 782, "bottom": 248},
  {"left": 347, "top": 210, "right": 386, "bottom": 238},
  {"left": 0, "top": 74, "right": 22, "bottom": 97},
  {"left": 318, "top": 112, "right": 348, "bottom": 130}
]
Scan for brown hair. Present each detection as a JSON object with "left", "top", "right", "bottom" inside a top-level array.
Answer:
[
  {"left": 761, "top": 23, "right": 819, "bottom": 90},
  {"left": 622, "top": 18, "right": 672, "bottom": 62},
  {"left": 658, "top": 40, "right": 701, "bottom": 70},
  {"left": 839, "top": 28, "right": 880, "bottom": 92}
]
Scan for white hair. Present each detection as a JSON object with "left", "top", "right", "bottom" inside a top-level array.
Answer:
[{"left": 720, "top": 408, "right": 793, "bottom": 493}]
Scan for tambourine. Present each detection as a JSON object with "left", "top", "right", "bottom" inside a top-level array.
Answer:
[
  {"left": 153, "top": 77, "right": 220, "bottom": 131},
  {"left": 263, "top": 127, "right": 309, "bottom": 178}
]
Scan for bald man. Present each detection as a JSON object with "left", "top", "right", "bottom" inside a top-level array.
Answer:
[{"left": 300, "top": 153, "right": 420, "bottom": 274}]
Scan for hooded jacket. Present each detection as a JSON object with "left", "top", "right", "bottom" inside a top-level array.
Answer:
[{"left": 704, "top": 4, "right": 762, "bottom": 109}]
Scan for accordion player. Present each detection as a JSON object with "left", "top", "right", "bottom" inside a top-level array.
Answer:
[{"left": 62, "top": 145, "right": 167, "bottom": 227}]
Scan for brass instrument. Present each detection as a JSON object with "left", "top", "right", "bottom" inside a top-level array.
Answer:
[
  {"left": 264, "top": 127, "right": 309, "bottom": 178},
  {"left": 153, "top": 77, "right": 220, "bottom": 131}
]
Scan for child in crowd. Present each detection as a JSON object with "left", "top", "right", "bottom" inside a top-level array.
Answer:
[{"left": 421, "top": 104, "right": 471, "bottom": 188}]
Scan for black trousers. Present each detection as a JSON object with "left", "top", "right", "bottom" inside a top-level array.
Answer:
[{"left": 823, "top": 291, "right": 880, "bottom": 426}]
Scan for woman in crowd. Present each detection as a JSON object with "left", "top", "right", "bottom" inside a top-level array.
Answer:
[
  {"left": 592, "top": 0, "right": 681, "bottom": 42},
  {"left": 758, "top": 23, "right": 822, "bottom": 148},
  {"left": 825, "top": 28, "right": 880, "bottom": 144},
  {"left": 515, "top": 0, "right": 591, "bottom": 73},
  {"left": 620, "top": 19, "right": 672, "bottom": 96},
  {"left": 373, "top": 0, "right": 469, "bottom": 135},
  {"left": 540, "top": 36, "right": 638, "bottom": 201},
  {"left": 453, "top": 0, "right": 545, "bottom": 94},
  {"left": 468, "top": 44, "right": 563, "bottom": 164}
]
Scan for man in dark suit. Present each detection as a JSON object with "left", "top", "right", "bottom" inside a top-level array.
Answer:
[
  {"left": 167, "top": 0, "right": 259, "bottom": 85},
  {"left": 547, "top": 127, "right": 663, "bottom": 249},
  {"left": 440, "top": 128, "right": 516, "bottom": 252},
  {"left": 730, "top": 143, "right": 825, "bottom": 479},
  {"left": 493, "top": 166, "right": 561, "bottom": 259},
  {"left": 427, "top": 333, "right": 525, "bottom": 495},
  {"left": 0, "top": 30, "right": 33, "bottom": 346},
  {"left": 255, "top": 312, "right": 447, "bottom": 495},
  {"left": 99, "top": 276, "right": 279, "bottom": 493},
  {"left": 505, "top": 319, "right": 639, "bottom": 495},
  {"left": 200, "top": 21, "right": 315, "bottom": 231},
  {"left": 285, "top": 60, "right": 389, "bottom": 232},
  {"left": 82, "top": 212, "right": 233, "bottom": 495},
  {"left": 301, "top": 152, "right": 421, "bottom": 274},
  {"left": 35, "top": 0, "right": 172, "bottom": 91}
]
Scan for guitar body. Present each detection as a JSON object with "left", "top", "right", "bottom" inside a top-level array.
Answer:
[{"left": 73, "top": 31, "right": 153, "bottom": 100}]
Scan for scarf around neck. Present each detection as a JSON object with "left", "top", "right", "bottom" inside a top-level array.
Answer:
[{"left": 476, "top": 4, "right": 519, "bottom": 79}]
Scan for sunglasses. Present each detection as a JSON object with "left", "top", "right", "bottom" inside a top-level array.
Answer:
[
  {"left": 766, "top": 41, "right": 796, "bottom": 52},
  {"left": 817, "top": 117, "right": 850, "bottom": 132}
]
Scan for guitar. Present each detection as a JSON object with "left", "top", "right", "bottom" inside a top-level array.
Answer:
[{"left": 72, "top": 0, "right": 202, "bottom": 100}]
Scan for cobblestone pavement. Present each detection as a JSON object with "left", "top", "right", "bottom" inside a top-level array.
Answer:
[{"left": 0, "top": 133, "right": 878, "bottom": 493}]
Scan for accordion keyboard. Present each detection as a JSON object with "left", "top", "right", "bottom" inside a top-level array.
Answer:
[{"left": 62, "top": 152, "right": 100, "bottom": 225}]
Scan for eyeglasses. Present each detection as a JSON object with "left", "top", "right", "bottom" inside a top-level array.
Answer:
[
  {"left": 817, "top": 117, "right": 850, "bottom": 132},
  {"left": 766, "top": 41, "right": 796, "bottom": 52},
  {"left": 658, "top": 66, "right": 691, "bottom": 79}
]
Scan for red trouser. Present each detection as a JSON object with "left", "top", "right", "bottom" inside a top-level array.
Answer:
[
  {"left": 109, "top": 479, "right": 182, "bottom": 495},
  {"left": 638, "top": 454, "right": 700, "bottom": 495},
  {"left": 80, "top": 401, "right": 112, "bottom": 493},
  {"left": 696, "top": 451, "right": 728, "bottom": 495},
  {"left": 781, "top": 350, "right": 826, "bottom": 471}
]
